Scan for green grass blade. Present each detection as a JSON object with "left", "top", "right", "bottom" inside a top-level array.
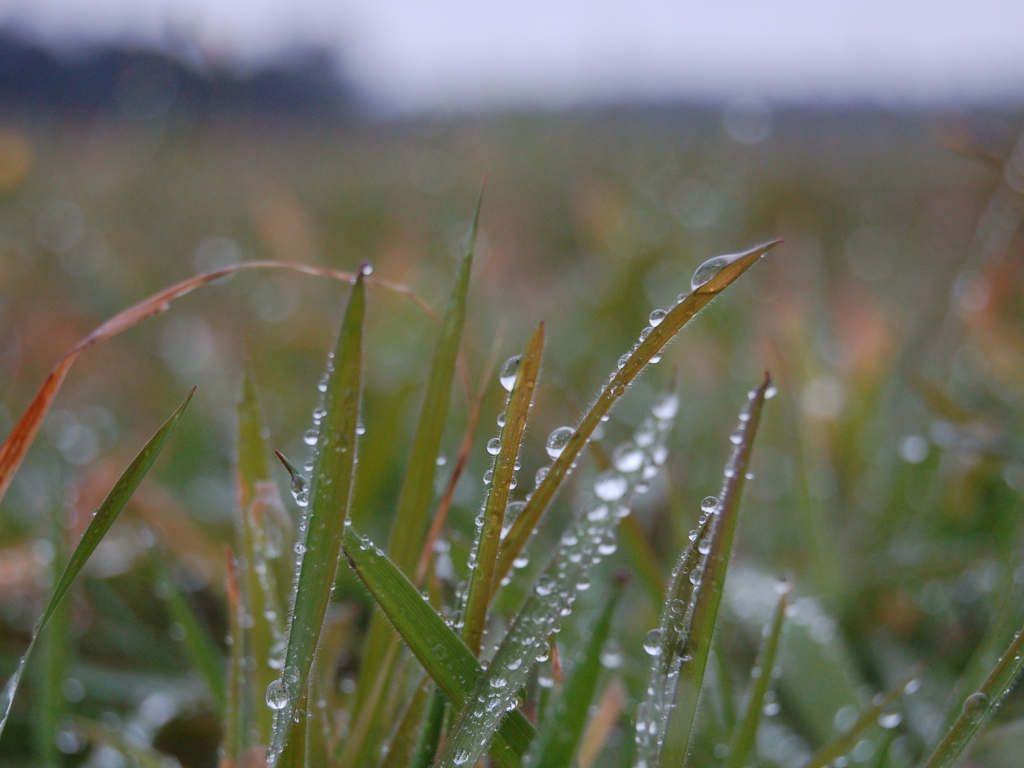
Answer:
[
  {"left": 803, "top": 672, "right": 917, "bottom": 768},
  {"left": 34, "top": 519, "right": 71, "bottom": 768},
  {"left": 266, "top": 271, "right": 366, "bottom": 766},
  {"left": 532, "top": 580, "right": 622, "bottom": 768},
  {"left": 381, "top": 678, "right": 433, "bottom": 768},
  {"left": 463, "top": 323, "right": 544, "bottom": 654},
  {"left": 388, "top": 188, "right": 481, "bottom": 576},
  {"left": 632, "top": 515, "right": 712, "bottom": 768},
  {"left": 411, "top": 687, "right": 446, "bottom": 768},
  {"left": 725, "top": 585, "right": 791, "bottom": 768},
  {"left": 922, "top": 621, "right": 1024, "bottom": 768},
  {"left": 341, "top": 524, "right": 535, "bottom": 768},
  {"left": 351, "top": 193, "right": 481, "bottom": 756},
  {"left": 658, "top": 376, "right": 771, "bottom": 768},
  {"left": 223, "top": 550, "right": 246, "bottom": 767},
  {"left": 495, "top": 241, "right": 781, "bottom": 587},
  {"left": 277, "top": 681, "right": 309, "bottom": 768},
  {"left": 238, "top": 370, "right": 287, "bottom": 743},
  {"left": 160, "top": 559, "right": 227, "bottom": 709},
  {"left": 0, "top": 388, "right": 194, "bottom": 744},
  {"left": 437, "top": 385, "right": 682, "bottom": 768}
]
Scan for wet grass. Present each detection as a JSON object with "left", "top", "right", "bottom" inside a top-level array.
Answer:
[{"left": 0, "top": 109, "right": 1023, "bottom": 768}]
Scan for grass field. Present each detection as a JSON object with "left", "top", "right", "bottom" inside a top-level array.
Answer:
[{"left": 1, "top": 104, "right": 1024, "bottom": 768}]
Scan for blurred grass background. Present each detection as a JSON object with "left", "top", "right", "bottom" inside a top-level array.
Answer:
[{"left": 1, "top": 102, "right": 1024, "bottom": 767}]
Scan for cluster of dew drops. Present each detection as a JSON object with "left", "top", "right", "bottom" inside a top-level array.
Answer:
[
  {"left": 633, "top": 381, "right": 779, "bottom": 766},
  {"left": 449, "top": 386, "right": 686, "bottom": 768}
]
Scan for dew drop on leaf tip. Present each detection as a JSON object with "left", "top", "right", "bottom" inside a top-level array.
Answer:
[
  {"left": 499, "top": 355, "right": 521, "bottom": 392},
  {"left": 691, "top": 251, "right": 742, "bottom": 293}
]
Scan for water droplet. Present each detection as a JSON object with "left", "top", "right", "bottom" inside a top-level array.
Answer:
[
  {"left": 360, "top": 263, "right": 374, "bottom": 276},
  {"left": 877, "top": 712, "right": 902, "bottom": 729},
  {"left": 594, "top": 471, "right": 628, "bottom": 501},
  {"left": 356, "top": 422, "right": 366, "bottom": 436},
  {"left": 701, "top": 496, "right": 719, "bottom": 514},
  {"left": 765, "top": 383, "right": 778, "bottom": 399},
  {"left": 303, "top": 429, "right": 319, "bottom": 446},
  {"left": 487, "top": 437, "right": 502, "bottom": 456},
  {"left": 639, "top": 326, "right": 652, "bottom": 341},
  {"left": 649, "top": 353, "right": 662, "bottom": 364},
  {"left": 652, "top": 393, "right": 679, "bottom": 420},
  {"left": 436, "top": 455, "right": 447, "bottom": 466},
  {"left": 483, "top": 469, "right": 493, "bottom": 485},
  {"left": 546, "top": 427, "right": 574, "bottom": 459},
  {"left": 535, "top": 466, "right": 549, "bottom": 488},
  {"left": 587, "top": 505, "right": 609, "bottom": 521},
  {"left": 499, "top": 356, "right": 522, "bottom": 391},
  {"left": 691, "top": 251, "right": 743, "bottom": 293},
  {"left": 502, "top": 501, "right": 526, "bottom": 539},
  {"left": 730, "top": 426, "right": 744, "bottom": 445},
  {"left": 962, "top": 692, "right": 989, "bottom": 719},
  {"left": 643, "top": 629, "right": 663, "bottom": 655},
  {"left": 294, "top": 542, "right": 306, "bottom": 556},
  {"left": 613, "top": 442, "right": 645, "bottom": 473},
  {"left": 266, "top": 679, "right": 289, "bottom": 710},
  {"left": 773, "top": 572, "right": 794, "bottom": 595},
  {"left": 649, "top": 308, "right": 667, "bottom": 326}
]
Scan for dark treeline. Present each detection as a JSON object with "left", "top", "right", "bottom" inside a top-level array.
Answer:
[{"left": 0, "top": 30, "right": 353, "bottom": 119}]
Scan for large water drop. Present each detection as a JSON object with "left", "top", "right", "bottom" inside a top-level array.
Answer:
[
  {"left": 499, "top": 356, "right": 522, "bottom": 392},
  {"left": 643, "top": 629, "right": 662, "bottom": 656},
  {"left": 691, "top": 251, "right": 743, "bottom": 293},
  {"left": 546, "top": 427, "right": 574, "bottom": 459},
  {"left": 266, "top": 679, "right": 289, "bottom": 710}
]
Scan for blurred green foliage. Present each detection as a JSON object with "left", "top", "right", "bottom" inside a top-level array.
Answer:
[{"left": 0, "top": 106, "right": 1023, "bottom": 767}]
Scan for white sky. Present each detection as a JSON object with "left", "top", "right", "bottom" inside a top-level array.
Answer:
[{"left": 2, "top": 0, "right": 1023, "bottom": 111}]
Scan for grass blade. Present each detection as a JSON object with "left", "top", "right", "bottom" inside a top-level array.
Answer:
[
  {"left": 495, "top": 241, "right": 781, "bottom": 587},
  {"left": 411, "top": 687, "right": 447, "bottom": 768},
  {"left": 437, "top": 383, "right": 682, "bottom": 768},
  {"left": 632, "top": 514, "right": 712, "bottom": 768},
  {"left": 0, "top": 388, "right": 194, "bottom": 743},
  {"left": 532, "top": 579, "right": 623, "bottom": 768},
  {"left": 159, "top": 559, "right": 227, "bottom": 710},
  {"left": 658, "top": 375, "right": 771, "bottom": 767},
  {"left": 922, "top": 621, "right": 1024, "bottom": 768},
  {"left": 350, "top": 194, "right": 481, "bottom": 760},
  {"left": 237, "top": 370, "right": 288, "bottom": 743},
  {"left": 34, "top": 518, "right": 71, "bottom": 768},
  {"left": 341, "top": 524, "right": 535, "bottom": 768},
  {"left": 725, "top": 584, "right": 791, "bottom": 768},
  {"left": 222, "top": 549, "right": 245, "bottom": 768},
  {"left": 0, "top": 260, "right": 440, "bottom": 509},
  {"left": 803, "top": 671, "right": 918, "bottom": 768},
  {"left": 579, "top": 679, "right": 626, "bottom": 768},
  {"left": 266, "top": 270, "right": 366, "bottom": 766},
  {"left": 463, "top": 323, "right": 544, "bottom": 654},
  {"left": 381, "top": 678, "right": 433, "bottom": 768}
]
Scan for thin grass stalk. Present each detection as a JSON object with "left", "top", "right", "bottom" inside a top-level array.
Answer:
[
  {"left": 0, "top": 259, "right": 458, "bottom": 510},
  {"left": 0, "top": 389, "right": 194, "bottom": 743},
  {"left": 462, "top": 323, "right": 543, "bottom": 654},
  {"left": 803, "top": 671, "right": 919, "bottom": 768},
  {"left": 436, "top": 381, "right": 683, "bottom": 768},
  {"left": 531, "top": 579, "right": 623, "bottom": 768},
  {"left": 221, "top": 549, "right": 245, "bottom": 768},
  {"left": 658, "top": 376, "right": 771, "bottom": 768},
  {"left": 495, "top": 241, "right": 781, "bottom": 588},
  {"left": 349, "top": 198, "right": 481, "bottom": 763},
  {"left": 266, "top": 270, "right": 366, "bottom": 766},
  {"left": 921, "top": 621, "right": 1024, "bottom": 768},
  {"left": 725, "top": 585, "right": 791, "bottom": 768}
]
